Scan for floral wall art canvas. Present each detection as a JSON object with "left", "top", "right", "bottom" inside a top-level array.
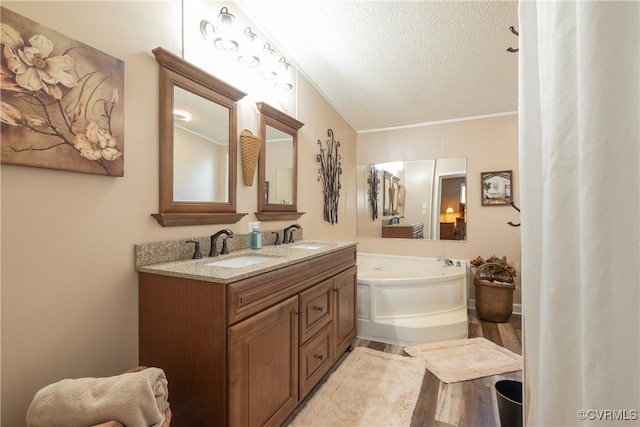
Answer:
[{"left": 0, "top": 7, "right": 124, "bottom": 176}]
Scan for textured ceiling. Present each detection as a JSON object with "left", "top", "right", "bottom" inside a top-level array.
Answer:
[{"left": 236, "top": 0, "right": 519, "bottom": 131}]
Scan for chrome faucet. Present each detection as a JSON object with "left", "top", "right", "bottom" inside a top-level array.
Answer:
[
  {"left": 185, "top": 240, "right": 202, "bottom": 259},
  {"left": 283, "top": 224, "right": 302, "bottom": 244},
  {"left": 221, "top": 235, "right": 232, "bottom": 255},
  {"left": 272, "top": 231, "right": 281, "bottom": 245},
  {"left": 437, "top": 256, "right": 455, "bottom": 266},
  {"left": 210, "top": 229, "right": 233, "bottom": 257}
]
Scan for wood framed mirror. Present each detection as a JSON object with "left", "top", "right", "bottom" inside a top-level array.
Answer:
[
  {"left": 255, "top": 102, "right": 304, "bottom": 221},
  {"left": 391, "top": 176, "right": 400, "bottom": 215},
  {"left": 151, "top": 47, "right": 247, "bottom": 226},
  {"left": 382, "top": 171, "right": 393, "bottom": 216}
]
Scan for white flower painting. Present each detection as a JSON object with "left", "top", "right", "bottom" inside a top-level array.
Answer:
[{"left": 0, "top": 7, "right": 124, "bottom": 176}]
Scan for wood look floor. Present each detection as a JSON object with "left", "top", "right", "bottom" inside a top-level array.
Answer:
[{"left": 285, "top": 309, "right": 522, "bottom": 427}]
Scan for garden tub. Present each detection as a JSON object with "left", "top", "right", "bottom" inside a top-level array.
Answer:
[{"left": 357, "top": 253, "right": 468, "bottom": 346}]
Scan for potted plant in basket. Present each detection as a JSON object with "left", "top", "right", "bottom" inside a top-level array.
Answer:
[{"left": 471, "top": 255, "right": 517, "bottom": 323}]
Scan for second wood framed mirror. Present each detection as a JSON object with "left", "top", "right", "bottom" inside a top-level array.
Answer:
[
  {"left": 256, "top": 102, "right": 304, "bottom": 221},
  {"left": 151, "top": 47, "right": 247, "bottom": 226}
]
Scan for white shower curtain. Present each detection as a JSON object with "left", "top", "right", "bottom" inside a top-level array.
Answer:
[{"left": 519, "top": 1, "right": 639, "bottom": 426}]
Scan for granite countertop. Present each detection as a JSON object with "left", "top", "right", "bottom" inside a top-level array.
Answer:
[
  {"left": 136, "top": 240, "right": 357, "bottom": 284},
  {"left": 382, "top": 222, "right": 423, "bottom": 227}
]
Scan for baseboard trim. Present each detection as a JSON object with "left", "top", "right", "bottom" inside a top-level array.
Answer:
[{"left": 468, "top": 299, "right": 522, "bottom": 316}]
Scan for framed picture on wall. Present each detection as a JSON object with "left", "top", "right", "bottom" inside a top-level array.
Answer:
[{"left": 481, "top": 170, "right": 512, "bottom": 206}]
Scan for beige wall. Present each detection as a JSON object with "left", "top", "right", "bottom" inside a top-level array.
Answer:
[
  {"left": 356, "top": 114, "right": 521, "bottom": 303},
  {"left": 0, "top": 2, "right": 356, "bottom": 424},
  {"left": 1, "top": 2, "right": 517, "bottom": 424}
]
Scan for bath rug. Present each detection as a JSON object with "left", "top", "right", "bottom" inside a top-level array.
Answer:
[
  {"left": 404, "top": 337, "right": 521, "bottom": 384},
  {"left": 287, "top": 347, "right": 425, "bottom": 426}
]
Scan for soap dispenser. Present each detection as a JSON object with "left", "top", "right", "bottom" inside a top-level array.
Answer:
[{"left": 249, "top": 222, "right": 262, "bottom": 250}]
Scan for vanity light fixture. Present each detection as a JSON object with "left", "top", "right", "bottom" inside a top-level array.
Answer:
[
  {"left": 172, "top": 109, "right": 192, "bottom": 121},
  {"left": 199, "top": 6, "right": 294, "bottom": 91},
  {"left": 274, "top": 57, "right": 293, "bottom": 91},
  {"left": 259, "top": 43, "right": 278, "bottom": 81},
  {"left": 213, "top": 7, "right": 239, "bottom": 52},
  {"left": 238, "top": 27, "right": 260, "bottom": 67}
]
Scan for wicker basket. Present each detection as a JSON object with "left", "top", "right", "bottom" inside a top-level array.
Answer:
[
  {"left": 240, "top": 129, "right": 262, "bottom": 186},
  {"left": 474, "top": 262, "right": 516, "bottom": 323}
]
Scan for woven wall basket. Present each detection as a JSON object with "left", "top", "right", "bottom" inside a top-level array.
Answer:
[{"left": 240, "top": 129, "right": 261, "bottom": 186}]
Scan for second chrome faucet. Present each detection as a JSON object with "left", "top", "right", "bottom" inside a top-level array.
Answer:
[
  {"left": 283, "top": 224, "right": 302, "bottom": 244},
  {"left": 210, "top": 229, "right": 234, "bottom": 257}
]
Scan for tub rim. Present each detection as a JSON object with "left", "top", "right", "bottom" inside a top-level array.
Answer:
[{"left": 356, "top": 252, "right": 468, "bottom": 285}]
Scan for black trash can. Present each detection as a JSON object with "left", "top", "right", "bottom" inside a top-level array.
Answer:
[{"left": 495, "top": 380, "right": 523, "bottom": 427}]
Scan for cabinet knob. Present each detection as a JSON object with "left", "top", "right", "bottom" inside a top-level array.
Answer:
[
  {"left": 314, "top": 354, "right": 324, "bottom": 361},
  {"left": 295, "top": 309, "right": 304, "bottom": 316},
  {"left": 313, "top": 305, "right": 324, "bottom": 312}
]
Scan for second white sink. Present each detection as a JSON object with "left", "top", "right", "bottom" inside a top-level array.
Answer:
[
  {"left": 206, "top": 255, "right": 275, "bottom": 269},
  {"left": 290, "top": 242, "right": 330, "bottom": 250}
]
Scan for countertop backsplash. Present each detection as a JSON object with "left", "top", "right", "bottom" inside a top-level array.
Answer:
[{"left": 134, "top": 229, "right": 303, "bottom": 268}]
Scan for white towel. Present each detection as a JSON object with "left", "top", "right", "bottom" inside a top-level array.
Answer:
[{"left": 26, "top": 367, "right": 169, "bottom": 427}]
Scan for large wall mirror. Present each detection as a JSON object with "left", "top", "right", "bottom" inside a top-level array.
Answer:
[
  {"left": 256, "top": 102, "right": 304, "bottom": 221},
  {"left": 151, "top": 47, "right": 247, "bottom": 226},
  {"left": 357, "top": 158, "right": 467, "bottom": 241}
]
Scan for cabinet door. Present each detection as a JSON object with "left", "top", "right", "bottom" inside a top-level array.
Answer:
[
  {"left": 228, "top": 296, "right": 299, "bottom": 427},
  {"left": 333, "top": 266, "right": 357, "bottom": 357}
]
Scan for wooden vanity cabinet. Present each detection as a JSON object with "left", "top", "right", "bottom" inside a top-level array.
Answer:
[
  {"left": 382, "top": 223, "right": 424, "bottom": 239},
  {"left": 138, "top": 245, "right": 357, "bottom": 427}
]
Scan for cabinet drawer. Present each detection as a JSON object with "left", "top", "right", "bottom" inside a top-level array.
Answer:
[
  {"left": 299, "top": 324, "right": 332, "bottom": 399},
  {"left": 228, "top": 246, "right": 357, "bottom": 325},
  {"left": 298, "top": 279, "right": 333, "bottom": 344}
]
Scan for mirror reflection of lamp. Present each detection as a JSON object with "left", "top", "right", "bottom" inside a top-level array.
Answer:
[
  {"left": 172, "top": 109, "right": 192, "bottom": 121},
  {"left": 445, "top": 206, "right": 454, "bottom": 222}
]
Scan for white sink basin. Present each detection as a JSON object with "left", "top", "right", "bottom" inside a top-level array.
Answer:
[
  {"left": 206, "top": 255, "right": 275, "bottom": 269},
  {"left": 290, "top": 242, "right": 330, "bottom": 250}
]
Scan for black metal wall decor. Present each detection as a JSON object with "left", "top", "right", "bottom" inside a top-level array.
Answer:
[
  {"left": 507, "top": 199, "right": 521, "bottom": 227},
  {"left": 507, "top": 26, "right": 519, "bottom": 52},
  {"left": 367, "top": 164, "right": 379, "bottom": 220},
  {"left": 317, "top": 129, "right": 342, "bottom": 224}
]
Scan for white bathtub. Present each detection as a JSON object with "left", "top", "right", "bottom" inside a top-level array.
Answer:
[{"left": 356, "top": 253, "right": 469, "bottom": 346}]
